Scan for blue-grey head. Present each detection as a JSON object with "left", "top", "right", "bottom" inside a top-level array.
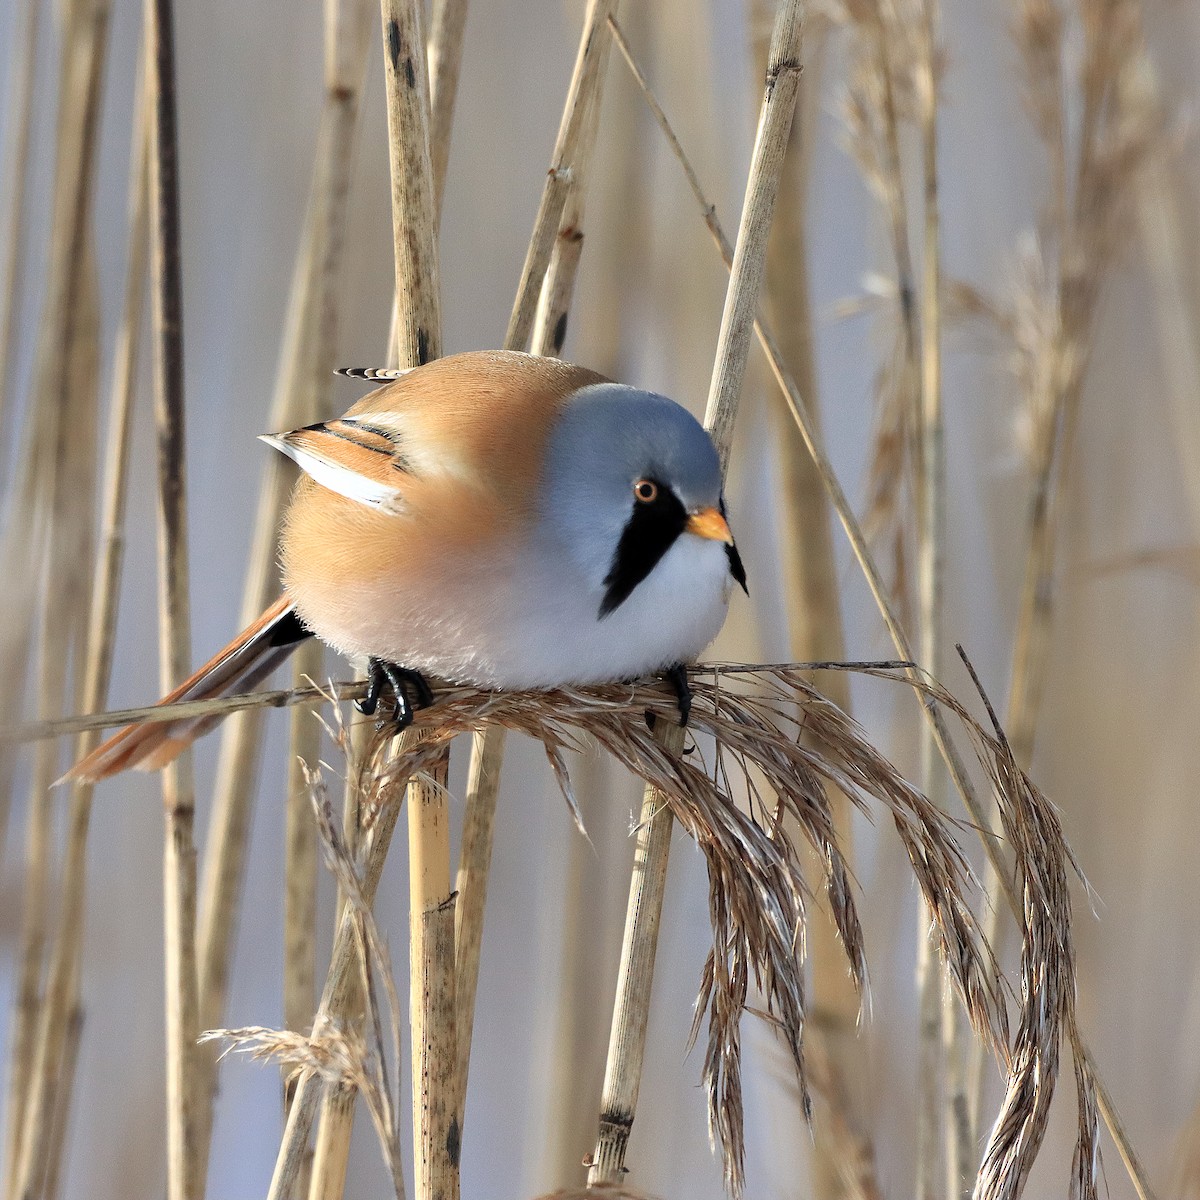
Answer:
[{"left": 539, "top": 382, "right": 748, "bottom": 618}]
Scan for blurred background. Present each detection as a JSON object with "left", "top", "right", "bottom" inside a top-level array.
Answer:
[{"left": 0, "top": 0, "right": 1196, "bottom": 1197}]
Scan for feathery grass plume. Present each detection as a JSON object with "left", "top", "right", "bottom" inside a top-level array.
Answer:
[
  {"left": 955, "top": 651, "right": 1098, "bottom": 1200},
  {"left": 335, "top": 658, "right": 1097, "bottom": 1196}
]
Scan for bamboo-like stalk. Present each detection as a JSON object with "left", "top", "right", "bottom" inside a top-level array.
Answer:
[
  {"left": 304, "top": 713, "right": 370, "bottom": 1200},
  {"left": 426, "top": 0, "right": 468, "bottom": 216},
  {"left": 0, "top": 0, "right": 42, "bottom": 466},
  {"left": 144, "top": 1, "right": 201, "bottom": 1196},
  {"left": 504, "top": 0, "right": 617, "bottom": 352},
  {"left": 911, "top": 2, "right": 958, "bottom": 1195},
  {"left": 379, "top": 0, "right": 441, "bottom": 368},
  {"left": 1, "top": 3, "right": 111, "bottom": 1191},
  {"left": 9, "top": 83, "right": 148, "bottom": 1200},
  {"left": 449, "top": 726, "right": 501, "bottom": 1127},
  {"left": 408, "top": 754, "right": 456, "bottom": 1200},
  {"left": 588, "top": 2, "right": 804, "bottom": 1187},
  {"left": 307, "top": 1086, "right": 358, "bottom": 1200},
  {"left": 285, "top": 639, "right": 324, "bottom": 1200},
  {"left": 530, "top": 16, "right": 612, "bottom": 361},
  {"left": 375, "top": 4, "right": 452, "bottom": 1198},
  {"left": 37, "top": 1000, "right": 81, "bottom": 1200}
]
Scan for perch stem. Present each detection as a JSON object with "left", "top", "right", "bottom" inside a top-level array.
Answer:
[
  {"left": 144, "top": 0, "right": 202, "bottom": 1196},
  {"left": 588, "top": 2, "right": 804, "bottom": 1187}
]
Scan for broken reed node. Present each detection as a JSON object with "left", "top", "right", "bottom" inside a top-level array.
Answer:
[{"left": 185, "top": 657, "right": 1092, "bottom": 1198}]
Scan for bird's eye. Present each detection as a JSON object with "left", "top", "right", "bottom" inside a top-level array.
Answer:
[{"left": 633, "top": 479, "right": 658, "bottom": 503}]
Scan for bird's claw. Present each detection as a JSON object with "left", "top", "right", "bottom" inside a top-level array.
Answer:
[
  {"left": 355, "top": 659, "right": 434, "bottom": 729},
  {"left": 645, "top": 663, "right": 692, "bottom": 731}
]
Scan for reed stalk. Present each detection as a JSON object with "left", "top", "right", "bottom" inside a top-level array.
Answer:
[
  {"left": 504, "top": 0, "right": 618, "bottom": 353},
  {"left": 588, "top": 3, "right": 803, "bottom": 1189},
  {"left": 911, "top": 1, "right": 967, "bottom": 1194},
  {"left": 1, "top": 2, "right": 111, "bottom": 1192},
  {"left": 0, "top": 0, "right": 42, "bottom": 469},
  {"left": 144, "top": 1, "right": 202, "bottom": 1195},
  {"left": 374, "top": 4, "right": 453, "bottom": 1198},
  {"left": 744, "top": 8, "right": 879, "bottom": 1195},
  {"left": 449, "top": 0, "right": 618, "bottom": 1149},
  {"left": 449, "top": 726, "right": 501, "bottom": 1128},
  {"left": 427, "top": 0, "right": 468, "bottom": 215},
  {"left": 10, "top": 79, "right": 148, "bottom": 1200}
]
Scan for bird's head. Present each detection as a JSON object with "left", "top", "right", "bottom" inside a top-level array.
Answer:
[{"left": 539, "top": 383, "right": 748, "bottom": 619}]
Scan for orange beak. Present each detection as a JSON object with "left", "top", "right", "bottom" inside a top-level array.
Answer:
[{"left": 685, "top": 506, "right": 734, "bottom": 544}]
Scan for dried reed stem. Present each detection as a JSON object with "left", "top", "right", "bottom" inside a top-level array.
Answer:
[
  {"left": 0, "top": 0, "right": 42, "bottom": 464},
  {"left": 504, "top": 0, "right": 616, "bottom": 352},
  {"left": 286, "top": 641, "right": 325, "bottom": 1200},
  {"left": 450, "top": 726, "right": 501, "bottom": 1126},
  {"left": 10, "top": 83, "right": 148, "bottom": 1200},
  {"left": 375, "top": 5, "right": 454, "bottom": 1198},
  {"left": 303, "top": 714, "right": 371, "bottom": 1200},
  {"left": 586, "top": 721, "right": 683, "bottom": 1190},
  {"left": 745, "top": 7, "right": 876, "bottom": 1194},
  {"left": 380, "top": 0, "right": 441, "bottom": 368},
  {"left": 144, "top": 1, "right": 202, "bottom": 1195},
  {"left": 427, "top": 0, "right": 468, "bottom": 215},
  {"left": 285, "top": 649, "right": 324, "bottom": 1031},
  {"left": 265, "top": 777, "right": 406, "bottom": 1200},
  {"left": 37, "top": 1001, "right": 80, "bottom": 1200},
  {"left": 911, "top": 1, "right": 963, "bottom": 1194},
  {"left": 193, "top": 0, "right": 371, "bottom": 1174},
  {"left": 2, "top": 2, "right": 110, "bottom": 1191},
  {"left": 307, "top": 1086, "right": 357, "bottom": 1200},
  {"left": 589, "top": 4, "right": 803, "bottom": 1191}
]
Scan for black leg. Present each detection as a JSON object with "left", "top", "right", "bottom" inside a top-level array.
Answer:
[
  {"left": 355, "top": 658, "right": 387, "bottom": 716},
  {"left": 664, "top": 662, "right": 692, "bottom": 727},
  {"left": 355, "top": 659, "right": 434, "bottom": 727}
]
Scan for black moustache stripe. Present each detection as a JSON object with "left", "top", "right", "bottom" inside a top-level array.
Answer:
[
  {"left": 599, "top": 485, "right": 688, "bottom": 618},
  {"left": 726, "top": 542, "right": 748, "bottom": 594}
]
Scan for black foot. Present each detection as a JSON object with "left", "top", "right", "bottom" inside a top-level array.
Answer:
[
  {"left": 665, "top": 663, "right": 692, "bottom": 727},
  {"left": 354, "top": 659, "right": 434, "bottom": 729}
]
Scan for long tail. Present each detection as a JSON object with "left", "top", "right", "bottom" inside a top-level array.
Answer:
[{"left": 64, "top": 595, "right": 312, "bottom": 783}]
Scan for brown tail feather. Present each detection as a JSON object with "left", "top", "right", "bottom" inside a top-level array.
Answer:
[{"left": 64, "top": 595, "right": 311, "bottom": 783}]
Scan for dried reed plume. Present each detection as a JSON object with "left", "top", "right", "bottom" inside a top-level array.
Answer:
[{"left": 282, "top": 659, "right": 1084, "bottom": 1200}]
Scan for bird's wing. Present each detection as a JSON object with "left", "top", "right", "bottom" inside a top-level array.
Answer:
[{"left": 261, "top": 415, "right": 415, "bottom": 514}]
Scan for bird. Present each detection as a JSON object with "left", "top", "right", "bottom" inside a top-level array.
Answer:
[{"left": 66, "top": 349, "right": 746, "bottom": 783}]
